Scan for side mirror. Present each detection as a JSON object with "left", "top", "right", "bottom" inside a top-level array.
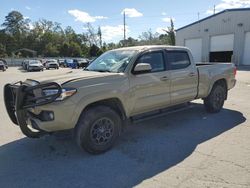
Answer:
[{"left": 133, "top": 63, "right": 152, "bottom": 74}]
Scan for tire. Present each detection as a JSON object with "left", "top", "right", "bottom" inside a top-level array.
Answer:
[
  {"left": 75, "top": 106, "right": 122, "bottom": 154},
  {"left": 204, "top": 84, "right": 226, "bottom": 113}
]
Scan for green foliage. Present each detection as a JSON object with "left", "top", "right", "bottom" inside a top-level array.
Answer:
[
  {"left": 163, "top": 19, "right": 175, "bottom": 45},
  {"left": 0, "top": 11, "right": 176, "bottom": 58},
  {"left": 0, "top": 43, "right": 7, "bottom": 58},
  {"left": 89, "top": 44, "right": 102, "bottom": 57},
  {"left": 44, "top": 42, "right": 59, "bottom": 57},
  {"left": 2, "top": 11, "right": 29, "bottom": 35}
]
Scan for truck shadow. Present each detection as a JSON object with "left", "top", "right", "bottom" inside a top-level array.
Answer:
[{"left": 0, "top": 103, "right": 246, "bottom": 188}]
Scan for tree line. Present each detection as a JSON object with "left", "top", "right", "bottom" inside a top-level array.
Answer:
[{"left": 0, "top": 11, "right": 175, "bottom": 58}]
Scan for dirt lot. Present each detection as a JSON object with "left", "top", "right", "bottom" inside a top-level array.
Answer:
[{"left": 0, "top": 67, "right": 250, "bottom": 188}]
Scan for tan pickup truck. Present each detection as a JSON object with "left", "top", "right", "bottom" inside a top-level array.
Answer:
[{"left": 4, "top": 46, "right": 236, "bottom": 154}]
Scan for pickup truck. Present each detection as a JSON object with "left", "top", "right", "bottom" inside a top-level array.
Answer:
[{"left": 4, "top": 46, "right": 236, "bottom": 154}]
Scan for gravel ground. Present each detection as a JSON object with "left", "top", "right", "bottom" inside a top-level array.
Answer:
[{"left": 0, "top": 67, "right": 249, "bottom": 188}]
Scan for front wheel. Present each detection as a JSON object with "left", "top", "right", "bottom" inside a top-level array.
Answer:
[
  {"left": 204, "top": 84, "right": 226, "bottom": 113},
  {"left": 75, "top": 106, "right": 122, "bottom": 154}
]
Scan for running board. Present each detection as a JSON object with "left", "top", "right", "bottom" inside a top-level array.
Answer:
[{"left": 130, "top": 103, "right": 194, "bottom": 124}]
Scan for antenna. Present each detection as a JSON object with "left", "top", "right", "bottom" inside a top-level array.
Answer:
[{"left": 213, "top": 5, "right": 216, "bottom": 14}]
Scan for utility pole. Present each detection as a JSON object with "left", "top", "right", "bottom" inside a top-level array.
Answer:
[
  {"left": 213, "top": 5, "right": 216, "bottom": 14},
  {"left": 123, "top": 11, "right": 126, "bottom": 45},
  {"left": 198, "top": 12, "right": 200, "bottom": 21}
]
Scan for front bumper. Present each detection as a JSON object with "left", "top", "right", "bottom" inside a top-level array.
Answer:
[
  {"left": 29, "top": 66, "right": 43, "bottom": 71},
  {"left": 0, "top": 65, "right": 6, "bottom": 70},
  {"left": 4, "top": 81, "right": 63, "bottom": 138},
  {"left": 48, "top": 64, "right": 58, "bottom": 68}
]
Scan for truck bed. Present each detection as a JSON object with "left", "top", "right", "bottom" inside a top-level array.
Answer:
[{"left": 196, "top": 62, "right": 236, "bottom": 99}]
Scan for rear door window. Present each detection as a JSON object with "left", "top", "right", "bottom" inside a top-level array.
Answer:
[{"left": 167, "top": 51, "right": 191, "bottom": 70}]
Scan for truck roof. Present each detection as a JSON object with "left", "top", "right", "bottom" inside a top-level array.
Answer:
[{"left": 111, "top": 45, "right": 189, "bottom": 52}]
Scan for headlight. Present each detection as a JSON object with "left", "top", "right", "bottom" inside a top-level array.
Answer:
[{"left": 42, "top": 88, "right": 77, "bottom": 101}]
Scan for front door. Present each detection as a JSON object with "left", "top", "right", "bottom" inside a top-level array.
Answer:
[{"left": 129, "top": 50, "right": 171, "bottom": 115}]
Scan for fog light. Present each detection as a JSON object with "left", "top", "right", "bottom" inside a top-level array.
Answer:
[
  {"left": 48, "top": 112, "right": 54, "bottom": 120},
  {"left": 39, "top": 111, "right": 54, "bottom": 121}
]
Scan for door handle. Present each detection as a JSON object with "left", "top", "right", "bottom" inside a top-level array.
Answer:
[
  {"left": 188, "top": 72, "right": 196, "bottom": 77},
  {"left": 160, "top": 76, "right": 169, "bottom": 81}
]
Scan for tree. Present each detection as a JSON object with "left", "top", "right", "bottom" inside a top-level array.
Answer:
[
  {"left": 139, "top": 29, "right": 153, "bottom": 41},
  {"left": 84, "top": 23, "right": 98, "bottom": 46},
  {"left": 2, "top": 11, "right": 29, "bottom": 35},
  {"left": 60, "top": 42, "right": 81, "bottom": 57},
  {"left": 89, "top": 44, "right": 101, "bottom": 57},
  {"left": 44, "top": 42, "right": 59, "bottom": 57},
  {"left": 0, "top": 43, "right": 7, "bottom": 57},
  {"left": 68, "top": 42, "right": 81, "bottom": 57},
  {"left": 163, "top": 19, "right": 175, "bottom": 45}
]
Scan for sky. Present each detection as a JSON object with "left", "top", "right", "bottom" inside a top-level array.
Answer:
[{"left": 1, "top": 0, "right": 250, "bottom": 43}]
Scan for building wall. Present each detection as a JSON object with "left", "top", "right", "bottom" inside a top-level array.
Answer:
[{"left": 176, "top": 10, "right": 250, "bottom": 65}]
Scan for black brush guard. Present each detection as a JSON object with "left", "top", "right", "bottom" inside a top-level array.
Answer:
[{"left": 4, "top": 81, "right": 62, "bottom": 138}]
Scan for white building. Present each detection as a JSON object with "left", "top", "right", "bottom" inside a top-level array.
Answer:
[{"left": 176, "top": 8, "right": 250, "bottom": 66}]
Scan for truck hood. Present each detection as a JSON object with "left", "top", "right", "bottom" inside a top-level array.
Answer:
[{"left": 27, "top": 70, "right": 124, "bottom": 85}]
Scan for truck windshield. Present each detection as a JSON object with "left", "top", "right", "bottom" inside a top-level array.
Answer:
[{"left": 86, "top": 50, "right": 137, "bottom": 73}]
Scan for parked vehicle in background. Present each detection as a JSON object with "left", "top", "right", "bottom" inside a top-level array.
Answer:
[
  {"left": 4, "top": 46, "right": 236, "bottom": 154},
  {"left": 27, "top": 60, "right": 44, "bottom": 72},
  {"left": 45, "top": 59, "right": 59, "bottom": 69},
  {"left": 71, "top": 59, "right": 78, "bottom": 69},
  {"left": 41, "top": 59, "right": 47, "bottom": 67},
  {"left": 76, "top": 58, "right": 90, "bottom": 68},
  {"left": 22, "top": 60, "right": 29, "bottom": 70},
  {"left": 0, "top": 60, "right": 7, "bottom": 71},
  {"left": 64, "top": 59, "right": 73, "bottom": 67},
  {"left": 57, "top": 59, "right": 65, "bottom": 67},
  {"left": 72, "top": 59, "right": 89, "bottom": 69},
  {"left": 0, "top": 59, "right": 8, "bottom": 69}
]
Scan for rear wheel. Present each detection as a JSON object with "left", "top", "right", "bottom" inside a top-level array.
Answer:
[
  {"left": 75, "top": 106, "right": 121, "bottom": 154},
  {"left": 204, "top": 84, "right": 226, "bottom": 113}
]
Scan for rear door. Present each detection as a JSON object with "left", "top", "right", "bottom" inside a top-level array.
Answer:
[
  {"left": 129, "top": 50, "right": 171, "bottom": 115},
  {"left": 166, "top": 50, "right": 198, "bottom": 105}
]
